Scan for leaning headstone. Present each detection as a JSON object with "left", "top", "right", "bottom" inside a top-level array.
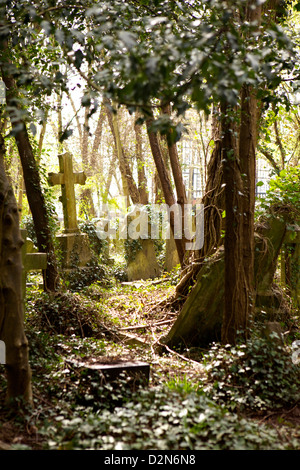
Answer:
[
  {"left": 48, "top": 152, "right": 93, "bottom": 271},
  {"left": 162, "top": 210, "right": 289, "bottom": 350}
]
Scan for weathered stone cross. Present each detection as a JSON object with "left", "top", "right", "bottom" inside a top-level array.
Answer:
[{"left": 48, "top": 152, "right": 86, "bottom": 233}]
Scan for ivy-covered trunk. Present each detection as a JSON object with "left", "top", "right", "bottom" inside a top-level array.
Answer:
[
  {"left": 0, "top": 37, "right": 60, "bottom": 292},
  {"left": 220, "top": 102, "right": 249, "bottom": 344},
  {"left": 0, "top": 133, "right": 32, "bottom": 403}
]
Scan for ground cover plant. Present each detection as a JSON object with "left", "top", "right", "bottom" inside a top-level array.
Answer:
[{"left": 0, "top": 275, "right": 299, "bottom": 451}]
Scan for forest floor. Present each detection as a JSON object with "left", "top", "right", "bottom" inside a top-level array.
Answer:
[{"left": 0, "top": 272, "right": 300, "bottom": 451}]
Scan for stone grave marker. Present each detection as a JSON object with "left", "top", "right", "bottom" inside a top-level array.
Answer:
[
  {"left": 48, "top": 152, "right": 93, "bottom": 271},
  {"left": 125, "top": 207, "right": 161, "bottom": 281},
  {"left": 281, "top": 223, "right": 300, "bottom": 308},
  {"left": 66, "top": 358, "right": 150, "bottom": 392},
  {"left": 21, "top": 229, "right": 47, "bottom": 299},
  {"left": 164, "top": 234, "right": 180, "bottom": 273},
  {"left": 48, "top": 152, "right": 86, "bottom": 234}
]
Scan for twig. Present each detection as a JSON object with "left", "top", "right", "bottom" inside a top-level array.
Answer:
[
  {"left": 155, "top": 340, "right": 204, "bottom": 370},
  {"left": 119, "top": 319, "right": 174, "bottom": 331}
]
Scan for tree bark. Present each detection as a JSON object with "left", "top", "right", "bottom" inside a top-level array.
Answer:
[
  {"left": 221, "top": 102, "right": 248, "bottom": 344},
  {"left": 134, "top": 116, "right": 148, "bottom": 205},
  {"left": 146, "top": 116, "right": 186, "bottom": 266},
  {"left": 0, "top": 69, "right": 60, "bottom": 291},
  {"left": 0, "top": 132, "right": 32, "bottom": 403},
  {"left": 238, "top": 84, "right": 258, "bottom": 333},
  {"left": 163, "top": 208, "right": 289, "bottom": 350},
  {"left": 105, "top": 102, "right": 140, "bottom": 205}
]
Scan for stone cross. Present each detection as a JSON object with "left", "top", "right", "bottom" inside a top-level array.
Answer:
[
  {"left": 48, "top": 152, "right": 86, "bottom": 233},
  {"left": 21, "top": 229, "right": 47, "bottom": 300}
]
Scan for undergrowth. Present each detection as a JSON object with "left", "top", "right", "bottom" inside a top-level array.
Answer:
[{"left": 0, "top": 281, "right": 299, "bottom": 451}]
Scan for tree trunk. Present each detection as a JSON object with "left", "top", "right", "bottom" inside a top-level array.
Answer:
[
  {"left": 239, "top": 84, "right": 258, "bottom": 333},
  {"left": 163, "top": 208, "right": 289, "bottom": 350},
  {"left": 146, "top": 116, "right": 186, "bottom": 267},
  {"left": 0, "top": 132, "right": 32, "bottom": 403},
  {"left": 1, "top": 69, "right": 60, "bottom": 291},
  {"left": 175, "top": 115, "right": 225, "bottom": 298},
  {"left": 221, "top": 102, "right": 248, "bottom": 344},
  {"left": 91, "top": 102, "right": 106, "bottom": 169},
  {"left": 105, "top": 102, "right": 140, "bottom": 205},
  {"left": 134, "top": 116, "right": 148, "bottom": 205}
]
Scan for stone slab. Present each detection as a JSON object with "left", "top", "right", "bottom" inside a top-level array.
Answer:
[{"left": 67, "top": 359, "right": 150, "bottom": 391}]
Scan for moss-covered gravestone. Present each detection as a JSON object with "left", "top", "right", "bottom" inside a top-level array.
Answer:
[
  {"left": 281, "top": 223, "right": 300, "bottom": 308},
  {"left": 21, "top": 229, "right": 47, "bottom": 300},
  {"left": 125, "top": 208, "right": 161, "bottom": 281},
  {"left": 164, "top": 234, "right": 180, "bottom": 272},
  {"left": 48, "top": 152, "right": 93, "bottom": 272}
]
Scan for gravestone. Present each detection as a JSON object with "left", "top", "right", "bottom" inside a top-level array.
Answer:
[
  {"left": 66, "top": 358, "right": 150, "bottom": 392},
  {"left": 125, "top": 208, "right": 161, "bottom": 281},
  {"left": 164, "top": 234, "right": 180, "bottom": 272},
  {"left": 281, "top": 223, "right": 300, "bottom": 308},
  {"left": 127, "top": 238, "right": 161, "bottom": 281},
  {"left": 20, "top": 229, "right": 47, "bottom": 299},
  {"left": 48, "top": 152, "right": 93, "bottom": 271}
]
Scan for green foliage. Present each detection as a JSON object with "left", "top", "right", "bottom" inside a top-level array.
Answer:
[
  {"left": 256, "top": 166, "right": 300, "bottom": 217},
  {"left": 1, "top": 0, "right": 299, "bottom": 140},
  {"left": 27, "top": 290, "right": 114, "bottom": 338},
  {"left": 124, "top": 238, "right": 143, "bottom": 263},
  {"left": 79, "top": 220, "right": 109, "bottom": 259},
  {"left": 40, "top": 383, "right": 292, "bottom": 450},
  {"left": 202, "top": 337, "right": 300, "bottom": 412},
  {"left": 1, "top": 280, "right": 299, "bottom": 450}
]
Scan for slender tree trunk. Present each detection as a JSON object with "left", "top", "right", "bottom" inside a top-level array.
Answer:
[
  {"left": 38, "top": 108, "right": 48, "bottom": 162},
  {"left": 0, "top": 132, "right": 32, "bottom": 403},
  {"left": 105, "top": 102, "right": 140, "bottom": 204},
  {"left": 91, "top": 102, "right": 106, "bottom": 169},
  {"left": 134, "top": 116, "right": 148, "bottom": 205},
  {"left": 1, "top": 69, "right": 60, "bottom": 291},
  {"left": 146, "top": 116, "right": 186, "bottom": 266},
  {"left": 161, "top": 104, "right": 187, "bottom": 206}
]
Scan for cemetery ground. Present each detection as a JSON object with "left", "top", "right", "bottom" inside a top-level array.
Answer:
[{"left": 0, "top": 268, "right": 300, "bottom": 451}]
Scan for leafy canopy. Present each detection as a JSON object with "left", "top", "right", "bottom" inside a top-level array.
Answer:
[{"left": 1, "top": 0, "right": 299, "bottom": 139}]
